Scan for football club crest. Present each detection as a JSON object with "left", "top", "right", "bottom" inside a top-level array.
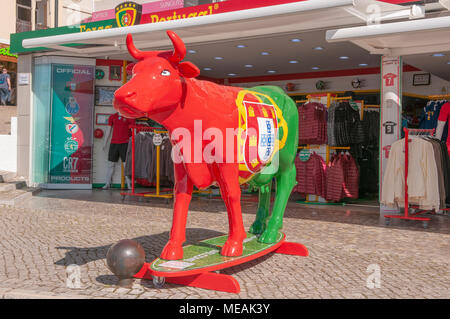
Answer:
[
  {"left": 115, "top": 2, "right": 142, "bottom": 28},
  {"left": 64, "top": 137, "right": 79, "bottom": 154},
  {"left": 66, "top": 123, "right": 79, "bottom": 135}
]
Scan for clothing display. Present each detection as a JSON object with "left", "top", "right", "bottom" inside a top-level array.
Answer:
[
  {"left": 325, "top": 153, "right": 359, "bottom": 202},
  {"left": 419, "top": 100, "right": 446, "bottom": 130},
  {"left": 358, "top": 146, "right": 379, "bottom": 196},
  {"left": 124, "top": 132, "right": 175, "bottom": 185},
  {"left": 108, "top": 142, "right": 128, "bottom": 162},
  {"left": 293, "top": 152, "right": 327, "bottom": 198},
  {"left": 293, "top": 151, "right": 359, "bottom": 202},
  {"left": 327, "top": 102, "right": 337, "bottom": 147},
  {"left": 362, "top": 109, "right": 380, "bottom": 145},
  {"left": 359, "top": 109, "right": 380, "bottom": 196},
  {"left": 381, "top": 136, "right": 450, "bottom": 210},
  {"left": 108, "top": 113, "right": 135, "bottom": 144},
  {"left": 437, "top": 101, "right": 450, "bottom": 146},
  {"left": 298, "top": 102, "right": 328, "bottom": 145},
  {"left": 329, "top": 102, "right": 365, "bottom": 147}
]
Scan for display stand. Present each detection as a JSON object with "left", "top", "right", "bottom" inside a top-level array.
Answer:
[
  {"left": 297, "top": 94, "right": 356, "bottom": 203},
  {"left": 120, "top": 125, "right": 174, "bottom": 201},
  {"left": 133, "top": 233, "right": 308, "bottom": 293},
  {"left": 384, "top": 128, "right": 435, "bottom": 228},
  {"left": 120, "top": 125, "right": 212, "bottom": 201}
]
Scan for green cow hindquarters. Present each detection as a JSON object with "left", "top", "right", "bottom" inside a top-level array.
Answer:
[{"left": 246, "top": 86, "right": 299, "bottom": 243}]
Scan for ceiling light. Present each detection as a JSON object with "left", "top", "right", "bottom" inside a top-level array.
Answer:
[
  {"left": 312, "top": 67, "right": 320, "bottom": 70},
  {"left": 359, "top": 63, "right": 368, "bottom": 67},
  {"left": 214, "top": 56, "right": 224, "bottom": 60},
  {"left": 261, "top": 52, "right": 270, "bottom": 56},
  {"left": 244, "top": 64, "right": 254, "bottom": 68},
  {"left": 313, "top": 46, "right": 324, "bottom": 50},
  {"left": 267, "top": 70, "right": 276, "bottom": 73},
  {"left": 289, "top": 60, "right": 299, "bottom": 64},
  {"left": 339, "top": 56, "right": 350, "bottom": 60},
  {"left": 228, "top": 73, "right": 237, "bottom": 76},
  {"left": 236, "top": 45, "right": 247, "bottom": 48},
  {"left": 187, "top": 49, "right": 196, "bottom": 54},
  {"left": 432, "top": 53, "right": 445, "bottom": 57},
  {"left": 203, "top": 67, "right": 212, "bottom": 71},
  {"left": 291, "top": 39, "right": 302, "bottom": 43}
]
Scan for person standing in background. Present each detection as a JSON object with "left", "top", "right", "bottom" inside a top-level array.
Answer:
[{"left": 0, "top": 68, "right": 11, "bottom": 106}]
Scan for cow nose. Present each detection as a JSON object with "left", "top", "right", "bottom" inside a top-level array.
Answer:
[{"left": 115, "top": 89, "right": 136, "bottom": 103}]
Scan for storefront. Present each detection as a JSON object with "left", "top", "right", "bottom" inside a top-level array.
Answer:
[
  {"left": 10, "top": 0, "right": 450, "bottom": 211},
  {"left": 0, "top": 44, "right": 18, "bottom": 105}
]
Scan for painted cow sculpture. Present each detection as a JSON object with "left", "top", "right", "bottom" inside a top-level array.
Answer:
[{"left": 114, "top": 30, "right": 299, "bottom": 260}]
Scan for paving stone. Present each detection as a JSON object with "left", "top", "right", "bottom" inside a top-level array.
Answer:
[{"left": 0, "top": 193, "right": 447, "bottom": 299}]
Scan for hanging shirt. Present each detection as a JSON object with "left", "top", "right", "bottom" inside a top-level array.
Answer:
[
  {"left": 437, "top": 102, "right": 450, "bottom": 147},
  {"left": 419, "top": 101, "right": 440, "bottom": 130},
  {"left": 381, "top": 138, "right": 440, "bottom": 211},
  {"left": 108, "top": 113, "right": 135, "bottom": 144}
]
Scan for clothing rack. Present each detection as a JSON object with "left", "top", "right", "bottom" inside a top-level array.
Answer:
[
  {"left": 384, "top": 128, "right": 435, "bottom": 228},
  {"left": 297, "top": 94, "right": 357, "bottom": 204},
  {"left": 361, "top": 104, "right": 380, "bottom": 120},
  {"left": 428, "top": 94, "right": 450, "bottom": 100},
  {"left": 121, "top": 125, "right": 174, "bottom": 201}
]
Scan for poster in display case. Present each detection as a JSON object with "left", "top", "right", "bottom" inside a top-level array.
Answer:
[{"left": 95, "top": 86, "right": 119, "bottom": 106}]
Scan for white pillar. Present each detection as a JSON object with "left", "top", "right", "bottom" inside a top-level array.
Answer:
[{"left": 379, "top": 55, "right": 402, "bottom": 215}]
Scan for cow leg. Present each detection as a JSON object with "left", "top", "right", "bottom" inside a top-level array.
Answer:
[
  {"left": 249, "top": 181, "right": 272, "bottom": 235},
  {"left": 160, "top": 162, "right": 194, "bottom": 260},
  {"left": 215, "top": 164, "right": 246, "bottom": 257},
  {"left": 259, "top": 164, "right": 296, "bottom": 243}
]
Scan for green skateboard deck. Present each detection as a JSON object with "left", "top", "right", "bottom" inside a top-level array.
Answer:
[{"left": 150, "top": 231, "right": 285, "bottom": 277}]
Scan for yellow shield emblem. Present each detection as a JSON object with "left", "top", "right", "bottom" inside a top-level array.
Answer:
[{"left": 115, "top": 2, "right": 142, "bottom": 28}]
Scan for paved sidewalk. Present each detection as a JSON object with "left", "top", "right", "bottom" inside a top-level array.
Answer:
[{"left": 0, "top": 190, "right": 448, "bottom": 299}]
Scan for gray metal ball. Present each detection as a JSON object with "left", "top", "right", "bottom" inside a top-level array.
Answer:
[{"left": 106, "top": 239, "right": 145, "bottom": 287}]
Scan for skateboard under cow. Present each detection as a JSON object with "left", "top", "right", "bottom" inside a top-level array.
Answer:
[{"left": 134, "top": 232, "right": 308, "bottom": 293}]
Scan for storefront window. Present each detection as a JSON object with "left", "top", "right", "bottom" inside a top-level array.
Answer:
[
  {"left": 31, "top": 59, "right": 52, "bottom": 185},
  {"left": 17, "top": 0, "right": 32, "bottom": 32}
]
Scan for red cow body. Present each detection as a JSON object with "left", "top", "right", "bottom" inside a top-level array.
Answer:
[{"left": 114, "top": 31, "right": 298, "bottom": 260}]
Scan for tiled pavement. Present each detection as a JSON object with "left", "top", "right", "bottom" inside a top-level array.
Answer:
[{"left": 0, "top": 189, "right": 448, "bottom": 299}]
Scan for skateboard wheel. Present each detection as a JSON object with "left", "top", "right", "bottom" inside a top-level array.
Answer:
[{"left": 153, "top": 276, "right": 165, "bottom": 288}]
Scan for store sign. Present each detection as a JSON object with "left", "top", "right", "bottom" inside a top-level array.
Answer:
[
  {"left": 115, "top": 1, "right": 143, "bottom": 27},
  {"left": 48, "top": 64, "right": 94, "bottom": 185},
  {"left": 0, "top": 47, "right": 18, "bottom": 58},
  {"left": 141, "top": 0, "right": 302, "bottom": 24},
  {"left": 379, "top": 56, "right": 402, "bottom": 214},
  {"left": 11, "top": 0, "right": 304, "bottom": 53},
  {"left": 17, "top": 73, "right": 30, "bottom": 85},
  {"left": 91, "top": 0, "right": 183, "bottom": 22}
]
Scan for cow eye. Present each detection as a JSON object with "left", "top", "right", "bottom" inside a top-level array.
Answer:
[{"left": 161, "top": 70, "right": 171, "bottom": 76}]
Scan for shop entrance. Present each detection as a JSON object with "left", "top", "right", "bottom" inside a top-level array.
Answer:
[{"left": 12, "top": 0, "right": 450, "bottom": 212}]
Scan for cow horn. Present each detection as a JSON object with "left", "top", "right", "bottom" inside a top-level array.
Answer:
[
  {"left": 126, "top": 34, "right": 153, "bottom": 60},
  {"left": 167, "top": 30, "right": 186, "bottom": 63}
]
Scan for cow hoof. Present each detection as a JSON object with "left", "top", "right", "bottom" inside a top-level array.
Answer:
[
  {"left": 258, "top": 229, "right": 279, "bottom": 244},
  {"left": 221, "top": 239, "right": 243, "bottom": 257},
  {"left": 249, "top": 221, "right": 265, "bottom": 235},
  {"left": 160, "top": 242, "right": 183, "bottom": 260}
]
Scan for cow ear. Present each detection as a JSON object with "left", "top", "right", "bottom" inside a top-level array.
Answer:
[{"left": 178, "top": 61, "right": 200, "bottom": 78}]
